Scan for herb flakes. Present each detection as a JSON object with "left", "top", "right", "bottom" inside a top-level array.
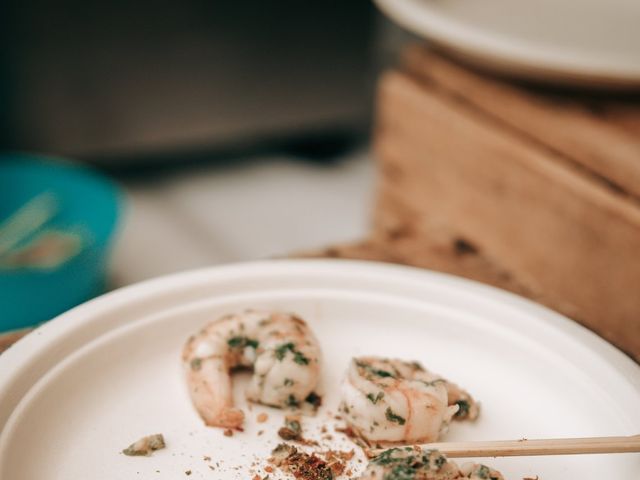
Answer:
[
  {"left": 305, "top": 391, "right": 322, "bottom": 408},
  {"left": 385, "top": 407, "right": 406, "bottom": 425},
  {"left": 275, "top": 342, "right": 310, "bottom": 365},
  {"left": 227, "top": 336, "right": 259, "bottom": 349}
]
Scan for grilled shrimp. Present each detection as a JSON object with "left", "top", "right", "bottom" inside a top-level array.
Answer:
[
  {"left": 360, "top": 447, "right": 504, "bottom": 480},
  {"left": 183, "top": 310, "right": 322, "bottom": 429},
  {"left": 340, "top": 357, "right": 478, "bottom": 444}
]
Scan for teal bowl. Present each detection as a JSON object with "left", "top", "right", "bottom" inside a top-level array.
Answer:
[{"left": 0, "top": 154, "right": 123, "bottom": 332}]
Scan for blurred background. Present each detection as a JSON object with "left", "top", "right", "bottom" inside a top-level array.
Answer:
[{"left": 0, "top": 0, "right": 410, "bottom": 291}]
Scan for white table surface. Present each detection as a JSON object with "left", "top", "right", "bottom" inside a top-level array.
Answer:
[{"left": 109, "top": 149, "right": 375, "bottom": 287}]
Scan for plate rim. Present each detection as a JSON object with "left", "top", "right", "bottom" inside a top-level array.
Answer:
[
  {"left": 374, "top": 0, "right": 640, "bottom": 88},
  {"left": 1, "top": 259, "right": 639, "bottom": 429}
]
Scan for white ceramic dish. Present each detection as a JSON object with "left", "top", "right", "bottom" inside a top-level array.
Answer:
[
  {"left": 375, "top": 0, "right": 640, "bottom": 89},
  {"left": 1, "top": 260, "right": 639, "bottom": 479}
]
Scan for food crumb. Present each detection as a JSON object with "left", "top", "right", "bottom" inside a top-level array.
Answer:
[
  {"left": 258, "top": 430, "right": 265, "bottom": 436},
  {"left": 122, "top": 434, "right": 166, "bottom": 457},
  {"left": 185, "top": 470, "right": 192, "bottom": 476},
  {"left": 257, "top": 413, "right": 269, "bottom": 423},
  {"left": 203, "top": 455, "right": 211, "bottom": 462},
  {"left": 270, "top": 443, "right": 334, "bottom": 480},
  {"left": 278, "top": 416, "right": 302, "bottom": 441},
  {"left": 224, "top": 429, "right": 234, "bottom": 437}
]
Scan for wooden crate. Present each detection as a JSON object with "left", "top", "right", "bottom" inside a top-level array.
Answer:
[{"left": 373, "top": 46, "right": 640, "bottom": 360}]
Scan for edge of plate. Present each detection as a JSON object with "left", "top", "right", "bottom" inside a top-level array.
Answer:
[
  {"left": 1, "top": 259, "right": 639, "bottom": 430},
  {"left": 374, "top": 0, "right": 640, "bottom": 89}
]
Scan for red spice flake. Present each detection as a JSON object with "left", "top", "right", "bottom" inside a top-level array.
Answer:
[
  {"left": 257, "top": 413, "right": 269, "bottom": 423},
  {"left": 318, "top": 449, "right": 354, "bottom": 477},
  {"left": 270, "top": 444, "right": 333, "bottom": 480},
  {"left": 223, "top": 429, "right": 234, "bottom": 437},
  {"left": 253, "top": 475, "right": 261, "bottom": 480},
  {"left": 334, "top": 426, "right": 358, "bottom": 441},
  {"left": 336, "top": 450, "right": 355, "bottom": 461},
  {"left": 264, "top": 466, "right": 274, "bottom": 473}
]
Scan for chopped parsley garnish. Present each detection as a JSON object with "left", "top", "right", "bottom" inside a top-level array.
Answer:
[
  {"left": 385, "top": 407, "right": 406, "bottom": 425},
  {"left": 474, "top": 465, "right": 492, "bottom": 479},
  {"left": 454, "top": 399, "right": 470, "bottom": 418},
  {"left": 293, "top": 351, "right": 310, "bottom": 365},
  {"left": 355, "top": 360, "right": 396, "bottom": 379},
  {"left": 371, "top": 448, "right": 402, "bottom": 466},
  {"left": 371, "top": 448, "right": 451, "bottom": 480},
  {"left": 274, "top": 342, "right": 309, "bottom": 365},
  {"left": 385, "top": 464, "right": 415, "bottom": 480},
  {"left": 420, "top": 379, "right": 446, "bottom": 388},
  {"left": 305, "top": 391, "right": 322, "bottom": 407},
  {"left": 366, "top": 391, "right": 385, "bottom": 404},
  {"left": 432, "top": 454, "right": 446, "bottom": 469},
  {"left": 190, "top": 358, "right": 202, "bottom": 371},
  {"left": 227, "top": 336, "right": 259, "bottom": 349}
]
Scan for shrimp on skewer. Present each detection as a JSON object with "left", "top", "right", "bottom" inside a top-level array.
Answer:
[
  {"left": 182, "top": 310, "right": 322, "bottom": 429},
  {"left": 360, "top": 447, "right": 504, "bottom": 480},
  {"left": 340, "top": 357, "right": 478, "bottom": 445}
]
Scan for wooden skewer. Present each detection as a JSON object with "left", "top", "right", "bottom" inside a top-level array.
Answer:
[{"left": 372, "top": 435, "right": 640, "bottom": 458}]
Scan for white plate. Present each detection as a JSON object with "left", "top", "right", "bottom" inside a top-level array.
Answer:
[
  {"left": 375, "top": 0, "right": 640, "bottom": 88},
  {"left": 1, "top": 260, "right": 639, "bottom": 479}
]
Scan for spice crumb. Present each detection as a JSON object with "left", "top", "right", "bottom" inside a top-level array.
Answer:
[
  {"left": 223, "top": 429, "right": 234, "bottom": 437},
  {"left": 257, "top": 413, "right": 269, "bottom": 423},
  {"left": 122, "top": 434, "right": 166, "bottom": 457},
  {"left": 270, "top": 443, "right": 334, "bottom": 480},
  {"left": 278, "top": 416, "right": 302, "bottom": 441}
]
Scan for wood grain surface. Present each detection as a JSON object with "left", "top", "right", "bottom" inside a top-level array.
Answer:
[{"left": 373, "top": 46, "right": 640, "bottom": 361}]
